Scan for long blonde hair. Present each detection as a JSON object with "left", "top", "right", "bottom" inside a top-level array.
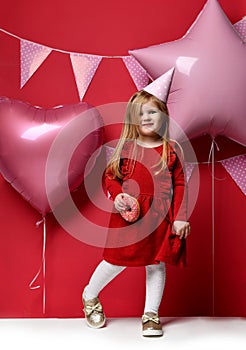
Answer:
[{"left": 107, "top": 90, "right": 170, "bottom": 179}]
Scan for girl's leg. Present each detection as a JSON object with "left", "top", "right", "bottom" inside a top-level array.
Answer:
[
  {"left": 83, "top": 260, "right": 126, "bottom": 328},
  {"left": 83, "top": 259, "right": 126, "bottom": 300},
  {"left": 144, "top": 262, "right": 166, "bottom": 314},
  {"left": 142, "top": 262, "right": 166, "bottom": 336}
]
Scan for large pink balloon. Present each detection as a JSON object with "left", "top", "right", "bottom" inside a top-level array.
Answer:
[
  {"left": 130, "top": 0, "right": 246, "bottom": 147},
  {"left": 0, "top": 97, "right": 103, "bottom": 215}
]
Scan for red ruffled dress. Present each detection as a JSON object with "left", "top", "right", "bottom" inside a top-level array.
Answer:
[{"left": 103, "top": 140, "right": 188, "bottom": 267}]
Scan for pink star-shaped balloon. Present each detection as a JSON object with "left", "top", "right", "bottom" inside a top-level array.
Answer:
[{"left": 130, "top": 0, "right": 246, "bottom": 147}]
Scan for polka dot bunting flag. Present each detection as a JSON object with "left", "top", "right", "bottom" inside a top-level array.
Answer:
[
  {"left": 122, "top": 56, "right": 149, "bottom": 90},
  {"left": 20, "top": 41, "right": 52, "bottom": 88},
  {"left": 221, "top": 155, "right": 246, "bottom": 196},
  {"left": 70, "top": 54, "right": 102, "bottom": 101},
  {"left": 234, "top": 16, "right": 246, "bottom": 42}
]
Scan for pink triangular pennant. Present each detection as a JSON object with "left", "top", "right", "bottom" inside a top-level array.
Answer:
[
  {"left": 185, "top": 162, "right": 196, "bottom": 183},
  {"left": 105, "top": 146, "right": 115, "bottom": 163},
  {"left": 234, "top": 16, "right": 246, "bottom": 42},
  {"left": 122, "top": 56, "right": 149, "bottom": 90},
  {"left": 70, "top": 54, "right": 102, "bottom": 100},
  {"left": 20, "top": 40, "right": 52, "bottom": 88},
  {"left": 221, "top": 155, "right": 246, "bottom": 196}
]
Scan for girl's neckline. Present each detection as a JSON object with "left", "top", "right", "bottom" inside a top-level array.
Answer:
[{"left": 136, "top": 140, "right": 163, "bottom": 149}]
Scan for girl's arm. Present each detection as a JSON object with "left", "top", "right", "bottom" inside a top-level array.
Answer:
[
  {"left": 103, "top": 168, "right": 132, "bottom": 211},
  {"left": 171, "top": 143, "right": 188, "bottom": 222},
  {"left": 103, "top": 168, "right": 123, "bottom": 201},
  {"left": 171, "top": 142, "right": 190, "bottom": 239}
]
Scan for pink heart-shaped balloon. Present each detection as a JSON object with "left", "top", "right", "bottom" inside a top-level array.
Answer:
[{"left": 0, "top": 97, "right": 103, "bottom": 215}]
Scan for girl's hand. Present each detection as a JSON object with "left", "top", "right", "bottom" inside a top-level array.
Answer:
[
  {"left": 172, "top": 220, "right": 190, "bottom": 239},
  {"left": 114, "top": 193, "right": 132, "bottom": 212}
]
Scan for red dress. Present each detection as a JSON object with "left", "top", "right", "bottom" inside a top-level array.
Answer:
[{"left": 103, "top": 140, "right": 188, "bottom": 267}]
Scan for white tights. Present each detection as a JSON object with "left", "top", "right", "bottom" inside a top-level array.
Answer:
[{"left": 83, "top": 260, "right": 166, "bottom": 314}]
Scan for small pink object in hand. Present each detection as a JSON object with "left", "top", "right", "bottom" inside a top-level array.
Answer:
[{"left": 120, "top": 195, "right": 140, "bottom": 223}]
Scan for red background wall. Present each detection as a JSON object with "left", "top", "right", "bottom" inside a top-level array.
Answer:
[{"left": 0, "top": 0, "right": 245, "bottom": 318}]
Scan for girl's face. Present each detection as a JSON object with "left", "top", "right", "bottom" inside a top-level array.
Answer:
[{"left": 137, "top": 101, "right": 164, "bottom": 138}]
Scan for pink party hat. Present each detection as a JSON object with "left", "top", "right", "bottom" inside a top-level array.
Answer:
[{"left": 143, "top": 67, "right": 175, "bottom": 103}]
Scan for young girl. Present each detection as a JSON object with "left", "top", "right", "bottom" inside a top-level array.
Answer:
[{"left": 82, "top": 69, "right": 190, "bottom": 337}]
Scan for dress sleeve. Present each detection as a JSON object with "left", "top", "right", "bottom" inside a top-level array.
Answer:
[
  {"left": 171, "top": 142, "right": 188, "bottom": 221},
  {"left": 103, "top": 166, "right": 123, "bottom": 200},
  {"left": 103, "top": 142, "right": 133, "bottom": 200}
]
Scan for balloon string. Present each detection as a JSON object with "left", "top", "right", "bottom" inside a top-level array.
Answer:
[
  {"left": 207, "top": 138, "right": 226, "bottom": 182},
  {"left": 208, "top": 138, "right": 219, "bottom": 165},
  {"left": 210, "top": 139, "right": 215, "bottom": 316},
  {"left": 29, "top": 216, "right": 47, "bottom": 315},
  {"left": 0, "top": 27, "right": 129, "bottom": 59}
]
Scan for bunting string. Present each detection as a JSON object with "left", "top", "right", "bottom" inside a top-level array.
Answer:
[
  {"left": 0, "top": 27, "right": 125, "bottom": 57},
  {"left": 1, "top": 16, "right": 245, "bottom": 100},
  {"left": 0, "top": 27, "right": 150, "bottom": 99},
  {"left": 0, "top": 16, "right": 245, "bottom": 56}
]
